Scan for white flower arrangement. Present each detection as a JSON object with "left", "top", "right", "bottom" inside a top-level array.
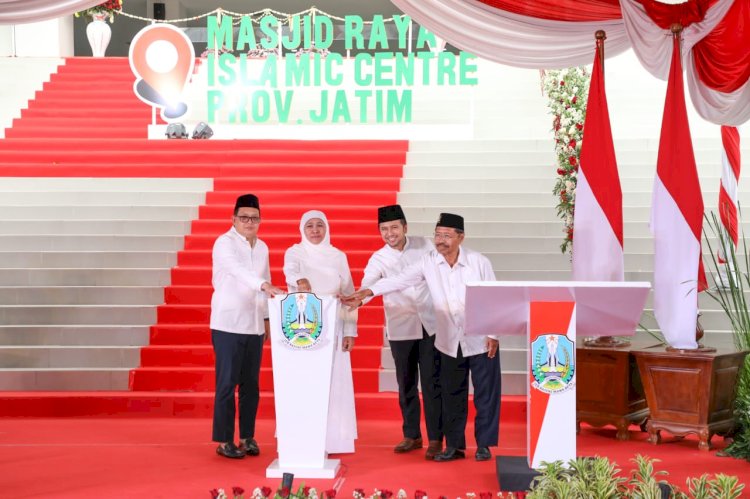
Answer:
[{"left": 542, "top": 66, "right": 590, "bottom": 253}]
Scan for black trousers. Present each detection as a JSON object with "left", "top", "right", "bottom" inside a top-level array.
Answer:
[
  {"left": 211, "top": 329, "right": 264, "bottom": 443},
  {"left": 389, "top": 328, "right": 443, "bottom": 441},
  {"left": 440, "top": 345, "right": 501, "bottom": 449}
]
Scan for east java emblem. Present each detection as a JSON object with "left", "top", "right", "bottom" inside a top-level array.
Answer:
[
  {"left": 531, "top": 334, "right": 576, "bottom": 394},
  {"left": 280, "top": 292, "right": 323, "bottom": 348}
]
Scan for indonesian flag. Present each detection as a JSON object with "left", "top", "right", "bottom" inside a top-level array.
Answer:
[
  {"left": 572, "top": 42, "right": 624, "bottom": 281},
  {"left": 719, "top": 126, "right": 741, "bottom": 251},
  {"left": 650, "top": 35, "right": 708, "bottom": 349}
]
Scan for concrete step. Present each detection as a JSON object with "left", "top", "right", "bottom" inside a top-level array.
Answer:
[
  {"left": 404, "top": 149, "right": 744, "bottom": 167},
  {"left": 0, "top": 305, "right": 157, "bottom": 326},
  {"left": 0, "top": 205, "right": 199, "bottom": 220},
  {"left": 0, "top": 368, "right": 130, "bottom": 391},
  {"left": 0, "top": 252, "right": 177, "bottom": 268},
  {"left": 0, "top": 191, "right": 207, "bottom": 205},
  {"left": 0, "top": 268, "right": 171, "bottom": 286},
  {"left": 398, "top": 191, "right": 728, "bottom": 207},
  {"left": 407, "top": 220, "right": 745, "bottom": 239},
  {"left": 0, "top": 177, "right": 213, "bottom": 191},
  {"left": 0, "top": 346, "right": 140, "bottom": 368},
  {"left": 0, "top": 325, "right": 149, "bottom": 346},
  {"left": 0, "top": 235, "right": 185, "bottom": 251},
  {"left": 0, "top": 286, "right": 164, "bottom": 305},
  {"left": 407, "top": 138, "right": 746, "bottom": 153},
  {"left": 400, "top": 177, "right": 735, "bottom": 192},
  {"left": 0, "top": 220, "right": 192, "bottom": 235}
]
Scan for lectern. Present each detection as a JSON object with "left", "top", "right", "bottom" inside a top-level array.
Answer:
[
  {"left": 465, "top": 281, "right": 650, "bottom": 469},
  {"left": 266, "top": 293, "right": 341, "bottom": 479}
]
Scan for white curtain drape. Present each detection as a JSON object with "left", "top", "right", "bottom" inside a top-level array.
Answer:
[
  {"left": 0, "top": 0, "right": 101, "bottom": 25},
  {"left": 391, "top": 0, "right": 631, "bottom": 69}
]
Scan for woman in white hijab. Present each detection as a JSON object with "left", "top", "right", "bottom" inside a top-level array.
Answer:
[{"left": 283, "top": 210, "right": 358, "bottom": 454}]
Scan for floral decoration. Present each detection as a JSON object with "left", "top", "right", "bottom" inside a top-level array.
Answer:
[
  {"left": 542, "top": 67, "right": 590, "bottom": 254},
  {"left": 210, "top": 486, "right": 524, "bottom": 499},
  {"left": 75, "top": 0, "right": 123, "bottom": 23}
]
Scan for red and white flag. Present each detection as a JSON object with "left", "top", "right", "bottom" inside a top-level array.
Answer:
[
  {"left": 572, "top": 41, "right": 624, "bottom": 281},
  {"left": 650, "top": 35, "right": 707, "bottom": 349},
  {"left": 719, "top": 126, "right": 741, "bottom": 251}
]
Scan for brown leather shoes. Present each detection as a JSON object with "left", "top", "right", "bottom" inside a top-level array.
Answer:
[
  {"left": 394, "top": 437, "right": 423, "bottom": 453},
  {"left": 425, "top": 440, "right": 443, "bottom": 460}
]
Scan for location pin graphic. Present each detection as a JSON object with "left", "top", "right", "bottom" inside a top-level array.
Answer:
[{"left": 129, "top": 24, "right": 195, "bottom": 120}]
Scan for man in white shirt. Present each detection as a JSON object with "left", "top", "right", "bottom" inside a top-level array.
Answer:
[
  {"left": 344, "top": 213, "right": 501, "bottom": 463},
  {"left": 361, "top": 205, "right": 443, "bottom": 460},
  {"left": 210, "top": 194, "right": 282, "bottom": 459}
]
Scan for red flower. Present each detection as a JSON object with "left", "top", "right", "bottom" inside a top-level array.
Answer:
[
  {"left": 415, "top": 491, "right": 428, "bottom": 499},
  {"left": 569, "top": 139, "right": 576, "bottom": 148},
  {"left": 303, "top": 487, "right": 311, "bottom": 496},
  {"left": 279, "top": 487, "right": 290, "bottom": 498},
  {"left": 261, "top": 486, "right": 273, "bottom": 498},
  {"left": 575, "top": 123, "right": 583, "bottom": 130},
  {"left": 559, "top": 80, "right": 565, "bottom": 86},
  {"left": 557, "top": 168, "right": 565, "bottom": 175},
  {"left": 354, "top": 489, "right": 365, "bottom": 497},
  {"left": 210, "top": 490, "right": 221, "bottom": 499},
  {"left": 323, "top": 489, "right": 337, "bottom": 499},
  {"left": 233, "top": 486, "right": 245, "bottom": 496},
  {"left": 569, "top": 156, "right": 577, "bottom": 166},
  {"left": 381, "top": 490, "right": 394, "bottom": 499},
  {"left": 479, "top": 493, "right": 493, "bottom": 499},
  {"left": 572, "top": 96, "right": 577, "bottom": 104}
]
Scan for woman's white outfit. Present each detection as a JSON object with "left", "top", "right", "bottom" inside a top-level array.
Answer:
[{"left": 283, "top": 210, "right": 358, "bottom": 454}]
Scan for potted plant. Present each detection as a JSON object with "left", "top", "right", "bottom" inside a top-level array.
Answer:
[{"left": 702, "top": 211, "right": 750, "bottom": 459}]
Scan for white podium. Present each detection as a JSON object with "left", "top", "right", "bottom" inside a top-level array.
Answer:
[
  {"left": 265, "top": 293, "right": 341, "bottom": 479},
  {"left": 465, "top": 281, "right": 650, "bottom": 468}
]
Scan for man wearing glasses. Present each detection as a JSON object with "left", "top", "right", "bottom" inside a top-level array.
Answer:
[
  {"left": 210, "top": 194, "right": 282, "bottom": 459},
  {"left": 343, "top": 213, "right": 500, "bottom": 463}
]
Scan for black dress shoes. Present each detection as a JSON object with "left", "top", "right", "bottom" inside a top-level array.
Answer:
[
  {"left": 216, "top": 442, "right": 245, "bottom": 459},
  {"left": 475, "top": 447, "right": 492, "bottom": 461},
  {"left": 240, "top": 438, "right": 260, "bottom": 456},
  {"left": 433, "top": 447, "right": 466, "bottom": 462}
]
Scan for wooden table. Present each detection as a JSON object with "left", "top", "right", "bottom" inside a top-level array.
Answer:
[
  {"left": 576, "top": 344, "right": 649, "bottom": 440},
  {"left": 633, "top": 347, "right": 747, "bottom": 450}
]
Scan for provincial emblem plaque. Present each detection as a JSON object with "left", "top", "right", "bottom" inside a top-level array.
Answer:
[
  {"left": 530, "top": 333, "right": 576, "bottom": 394},
  {"left": 280, "top": 292, "right": 323, "bottom": 349}
]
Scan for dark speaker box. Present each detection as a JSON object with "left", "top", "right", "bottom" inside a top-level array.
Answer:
[{"left": 153, "top": 3, "right": 166, "bottom": 20}]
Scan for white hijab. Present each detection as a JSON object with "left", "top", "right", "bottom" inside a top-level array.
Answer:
[{"left": 297, "top": 210, "right": 340, "bottom": 259}]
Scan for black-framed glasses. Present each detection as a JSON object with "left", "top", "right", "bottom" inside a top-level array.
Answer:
[{"left": 235, "top": 215, "right": 261, "bottom": 224}]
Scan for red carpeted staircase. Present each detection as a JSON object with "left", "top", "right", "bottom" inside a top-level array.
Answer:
[{"left": 0, "top": 57, "right": 407, "bottom": 418}]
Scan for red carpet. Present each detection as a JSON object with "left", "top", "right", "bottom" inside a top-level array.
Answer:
[
  {"left": 0, "top": 418, "right": 747, "bottom": 498},
  {"left": 0, "top": 57, "right": 403, "bottom": 416}
]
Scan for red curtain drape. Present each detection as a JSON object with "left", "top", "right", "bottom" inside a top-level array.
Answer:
[
  {"left": 692, "top": 0, "right": 750, "bottom": 92},
  {"left": 637, "top": 0, "right": 718, "bottom": 28},
  {"left": 475, "top": 0, "right": 621, "bottom": 22}
]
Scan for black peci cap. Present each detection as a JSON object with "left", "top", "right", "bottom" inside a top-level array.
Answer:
[
  {"left": 436, "top": 212, "right": 464, "bottom": 231},
  {"left": 234, "top": 194, "right": 260, "bottom": 213},
  {"left": 378, "top": 204, "right": 406, "bottom": 224}
]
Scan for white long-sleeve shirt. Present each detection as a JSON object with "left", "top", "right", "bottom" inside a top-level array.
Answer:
[
  {"left": 361, "top": 236, "right": 437, "bottom": 341},
  {"left": 209, "top": 226, "right": 270, "bottom": 335},
  {"left": 370, "top": 246, "right": 496, "bottom": 358},
  {"left": 283, "top": 244, "right": 358, "bottom": 337}
]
